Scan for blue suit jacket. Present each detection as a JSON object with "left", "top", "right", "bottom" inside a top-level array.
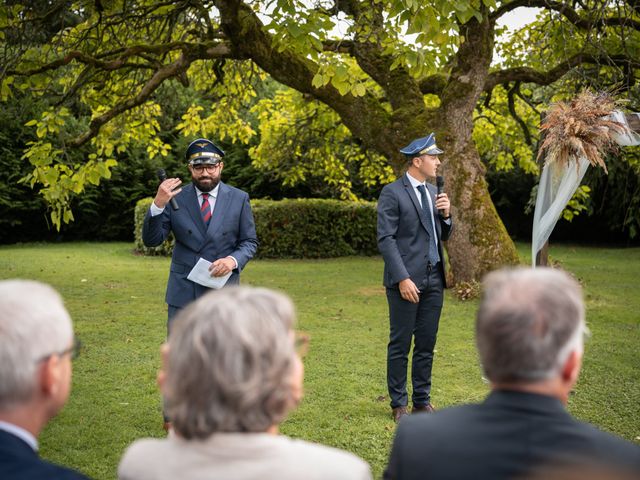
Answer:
[
  {"left": 142, "top": 182, "right": 258, "bottom": 308},
  {"left": 0, "top": 429, "right": 89, "bottom": 480},
  {"left": 377, "top": 174, "right": 452, "bottom": 289}
]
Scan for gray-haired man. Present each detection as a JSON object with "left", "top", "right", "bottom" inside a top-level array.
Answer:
[
  {"left": 0, "top": 280, "right": 89, "bottom": 480},
  {"left": 384, "top": 267, "right": 640, "bottom": 480}
]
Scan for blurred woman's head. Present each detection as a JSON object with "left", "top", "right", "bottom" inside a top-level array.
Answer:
[{"left": 163, "top": 286, "right": 303, "bottom": 439}]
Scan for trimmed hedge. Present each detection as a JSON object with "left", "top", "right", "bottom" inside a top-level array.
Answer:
[
  {"left": 133, "top": 198, "right": 378, "bottom": 258},
  {"left": 252, "top": 198, "right": 378, "bottom": 258}
]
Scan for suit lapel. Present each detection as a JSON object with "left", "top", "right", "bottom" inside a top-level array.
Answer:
[
  {"left": 403, "top": 175, "right": 430, "bottom": 234},
  {"left": 184, "top": 185, "right": 208, "bottom": 236}
]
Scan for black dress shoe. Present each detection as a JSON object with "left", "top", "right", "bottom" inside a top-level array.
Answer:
[
  {"left": 392, "top": 406, "right": 408, "bottom": 422},
  {"left": 412, "top": 403, "right": 436, "bottom": 414}
]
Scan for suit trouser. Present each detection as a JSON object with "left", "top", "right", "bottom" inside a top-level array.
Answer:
[{"left": 386, "top": 266, "right": 443, "bottom": 408}]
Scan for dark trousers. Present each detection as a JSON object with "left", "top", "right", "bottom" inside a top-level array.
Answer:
[
  {"left": 386, "top": 266, "right": 443, "bottom": 408},
  {"left": 167, "top": 304, "right": 182, "bottom": 335}
]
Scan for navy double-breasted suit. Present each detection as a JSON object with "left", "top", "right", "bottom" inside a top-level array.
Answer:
[{"left": 142, "top": 182, "right": 258, "bottom": 311}]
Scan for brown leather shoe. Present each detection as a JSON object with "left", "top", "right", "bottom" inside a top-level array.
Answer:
[
  {"left": 412, "top": 403, "right": 436, "bottom": 414},
  {"left": 392, "top": 406, "right": 408, "bottom": 422}
]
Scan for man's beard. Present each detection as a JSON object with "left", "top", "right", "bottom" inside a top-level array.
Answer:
[{"left": 193, "top": 177, "right": 219, "bottom": 193}]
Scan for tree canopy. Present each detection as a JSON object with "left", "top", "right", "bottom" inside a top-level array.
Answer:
[{"left": 2, "top": 0, "right": 639, "bottom": 281}]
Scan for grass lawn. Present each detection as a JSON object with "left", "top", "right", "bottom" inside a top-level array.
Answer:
[{"left": 0, "top": 242, "right": 638, "bottom": 479}]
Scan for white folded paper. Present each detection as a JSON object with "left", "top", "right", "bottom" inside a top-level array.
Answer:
[{"left": 187, "top": 257, "right": 232, "bottom": 289}]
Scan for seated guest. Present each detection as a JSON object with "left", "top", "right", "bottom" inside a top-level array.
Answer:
[
  {"left": 384, "top": 267, "right": 640, "bottom": 480},
  {"left": 118, "top": 286, "right": 372, "bottom": 480},
  {"left": 0, "top": 280, "right": 90, "bottom": 480}
]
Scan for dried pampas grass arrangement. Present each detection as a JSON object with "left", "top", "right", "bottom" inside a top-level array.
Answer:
[{"left": 537, "top": 91, "right": 625, "bottom": 174}]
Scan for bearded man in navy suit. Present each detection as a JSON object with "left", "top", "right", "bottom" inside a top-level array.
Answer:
[
  {"left": 377, "top": 133, "right": 452, "bottom": 423},
  {"left": 143, "top": 138, "right": 258, "bottom": 328},
  {"left": 0, "top": 280, "right": 89, "bottom": 480}
]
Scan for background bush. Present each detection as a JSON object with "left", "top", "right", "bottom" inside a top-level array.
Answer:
[
  {"left": 133, "top": 198, "right": 378, "bottom": 258},
  {"left": 252, "top": 199, "right": 377, "bottom": 258},
  {"left": 133, "top": 198, "right": 175, "bottom": 256}
]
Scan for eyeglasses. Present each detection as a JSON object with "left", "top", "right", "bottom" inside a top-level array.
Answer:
[
  {"left": 294, "top": 331, "right": 310, "bottom": 357},
  {"left": 37, "top": 337, "right": 82, "bottom": 363},
  {"left": 191, "top": 164, "right": 222, "bottom": 173}
]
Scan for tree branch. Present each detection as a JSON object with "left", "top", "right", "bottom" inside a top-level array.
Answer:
[
  {"left": 68, "top": 53, "right": 192, "bottom": 147},
  {"left": 212, "top": 0, "right": 398, "bottom": 159},
  {"left": 484, "top": 53, "right": 640, "bottom": 91},
  {"left": 507, "top": 81, "right": 533, "bottom": 145},
  {"left": 322, "top": 39, "right": 355, "bottom": 54},
  {"left": 491, "top": 0, "right": 640, "bottom": 31},
  {"left": 7, "top": 40, "right": 236, "bottom": 77}
]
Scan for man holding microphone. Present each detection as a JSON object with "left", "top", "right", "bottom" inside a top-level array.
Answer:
[
  {"left": 143, "top": 138, "right": 258, "bottom": 328},
  {"left": 377, "top": 133, "right": 452, "bottom": 423}
]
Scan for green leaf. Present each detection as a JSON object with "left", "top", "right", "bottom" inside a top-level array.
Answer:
[
  {"left": 312, "top": 73, "right": 325, "bottom": 88},
  {"left": 352, "top": 83, "right": 366, "bottom": 97}
]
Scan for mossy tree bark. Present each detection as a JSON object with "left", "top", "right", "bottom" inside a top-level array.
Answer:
[{"left": 436, "top": 14, "right": 521, "bottom": 282}]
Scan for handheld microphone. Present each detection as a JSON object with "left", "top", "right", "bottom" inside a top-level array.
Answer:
[
  {"left": 157, "top": 168, "right": 179, "bottom": 211},
  {"left": 436, "top": 175, "right": 445, "bottom": 216}
]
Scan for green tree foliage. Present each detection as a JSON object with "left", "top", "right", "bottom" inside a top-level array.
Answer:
[
  {"left": 2, "top": 0, "right": 639, "bottom": 280},
  {"left": 251, "top": 87, "right": 395, "bottom": 200}
]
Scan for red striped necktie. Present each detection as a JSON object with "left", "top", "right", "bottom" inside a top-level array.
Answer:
[{"left": 201, "top": 193, "right": 212, "bottom": 225}]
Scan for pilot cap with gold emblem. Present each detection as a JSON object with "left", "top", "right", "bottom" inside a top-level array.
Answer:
[{"left": 185, "top": 138, "right": 225, "bottom": 165}]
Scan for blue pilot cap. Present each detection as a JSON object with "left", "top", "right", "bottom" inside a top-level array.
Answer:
[
  {"left": 399, "top": 133, "right": 443, "bottom": 157},
  {"left": 185, "top": 138, "right": 225, "bottom": 165}
]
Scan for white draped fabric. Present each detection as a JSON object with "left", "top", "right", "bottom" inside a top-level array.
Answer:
[{"left": 532, "top": 110, "right": 640, "bottom": 266}]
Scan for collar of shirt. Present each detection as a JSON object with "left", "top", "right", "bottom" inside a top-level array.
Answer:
[
  {"left": 406, "top": 172, "right": 432, "bottom": 209},
  {"left": 405, "top": 172, "right": 425, "bottom": 190},
  {"left": 0, "top": 420, "right": 38, "bottom": 451}
]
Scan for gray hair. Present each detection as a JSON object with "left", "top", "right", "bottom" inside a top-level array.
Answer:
[
  {"left": 476, "top": 267, "right": 585, "bottom": 383},
  {"left": 0, "top": 279, "right": 73, "bottom": 410},
  {"left": 165, "top": 286, "right": 298, "bottom": 439}
]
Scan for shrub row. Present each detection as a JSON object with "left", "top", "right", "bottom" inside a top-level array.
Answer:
[
  {"left": 134, "top": 198, "right": 378, "bottom": 258},
  {"left": 133, "top": 198, "right": 175, "bottom": 256}
]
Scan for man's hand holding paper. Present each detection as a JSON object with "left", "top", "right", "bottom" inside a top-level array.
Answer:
[{"left": 187, "top": 258, "right": 232, "bottom": 289}]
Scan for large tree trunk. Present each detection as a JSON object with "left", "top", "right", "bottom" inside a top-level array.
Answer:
[
  {"left": 436, "top": 14, "right": 520, "bottom": 282},
  {"left": 441, "top": 138, "right": 519, "bottom": 282}
]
